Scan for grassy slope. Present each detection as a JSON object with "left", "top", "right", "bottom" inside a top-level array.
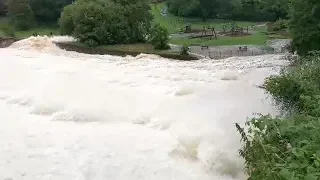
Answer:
[
  {"left": 151, "top": 3, "right": 270, "bottom": 46},
  {"left": 151, "top": 3, "right": 257, "bottom": 34},
  {"left": 15, "top": 26, "right": 59, "bottom": 39},
  {"left": 170, "top": 32, "right": 269, "bottom": 46},
  {"left": 101, "top": 43, "right": 173, "bottom": 54},
  {"left": 0, "top": 17, "right": 59, "bottom": 39},
  {"left": 0, "top": 17, "right": 9, "bottom": 37},
  {"left": 58, "top": 42, "right": 197, "bottom": 60}
]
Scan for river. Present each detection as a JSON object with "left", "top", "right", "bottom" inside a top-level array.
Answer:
[{"left": 0, "top": 36, "right": 286, "bottom": 180}]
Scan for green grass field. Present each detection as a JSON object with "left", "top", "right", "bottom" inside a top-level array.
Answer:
[
  {"left": 170, "top": 33, "right": 269, "bottom": 46},
  {"left": 151, "top": 2, "right": 273, "bottom": 46},
  {"left": 14, "top": 27, "right": 59, "bottom": 39},
  {"left": 0, "top": 17, "right": 59, "bottom": 39},
  {"left": 151, "top": 2, "right": 260, "bottom": 34}
]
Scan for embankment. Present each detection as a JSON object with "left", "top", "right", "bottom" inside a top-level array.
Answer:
[
  {"left": 0, "top": 37, "right": 17, "bottom": 48},
  {"left": 1, "top": 36, "right": 197, "bottom": 60},
  {"left": 55, "top": 42, "right": 198, "bottom": 60}
]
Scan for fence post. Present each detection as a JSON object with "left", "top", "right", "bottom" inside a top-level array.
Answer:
[
  {"left": 220, "top": 51, "right": 222, "bottom": 58},
  {"left": 230, "top": 50, "right": 232, "bottom": 57}
]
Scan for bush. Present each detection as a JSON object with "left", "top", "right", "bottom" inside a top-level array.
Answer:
[
  {"left": 236, "top": 115, "right": 320, "bottom": 180},
  {"left": 180, "top": 44, "right": 189, "bottom": 55},
  {"left": 289, "top": 0, "right": 320, "bottom": 56},
  {"left": 272, "top": 19, "right": 288, "bottom": 31},
  {"left": 8, "top": 0, "right": 35, "bottom": 30},
  {"left": 59, "top": 0, "right": 153, "bottom": 47},
  {"left": 236, "top": 54, "right": 320, "bottom": 180},
  {"left": 149, "top": 24, "right": 170, "bottom": 50}
]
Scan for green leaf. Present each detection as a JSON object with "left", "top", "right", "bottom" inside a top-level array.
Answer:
[
  {"left": 279, "top": 168, "right": 291, "bottom": 179},
  {"left": 292, "top": 148, "right": 305, "bottom": 158},
  {"left": 307, "top": 166, "right": 316, "bottom": 173},
  {"left": 298, "top": 140, "right": 309, "bottom": 147},
  {"left": 304, "top": 174, "right": 318, "bottom": 180}
]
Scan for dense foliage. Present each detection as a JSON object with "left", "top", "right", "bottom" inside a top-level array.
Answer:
[
  {"left": 7, "top": 0, "right": 35, "bottom": 30},
  {"left": 167, "top": 0, "right": 289, "bottom": 21},
  {"left": 272, "top": 19, "right": 288, "bottom": 31},
  {"left": 2, "top": 0, "right": 72, "bottom": 22},
  {"left": 236, "top": 54, "right": 320, "bottom": 178},
  {"left": 149, "top": 24, "right": 170, "bottom": 50},
  {"left": 235, "top": 1, "right": 320, "bottom": 178},
  {"left": 30, "top": 0, "right": 73, "bottom": 23},
  {"left": 288, "top": 0, "right": 320, "bottom": 56},
  {"left": 59, "top": 0, "right": 153, "bottom": 46}
]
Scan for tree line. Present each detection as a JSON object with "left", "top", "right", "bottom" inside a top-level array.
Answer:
[
  {"left": 167, "top": 0, "right": 289, "bottom": 22},
  {"left": 1, "top": 0, "right": 73, "bottom": 29}
]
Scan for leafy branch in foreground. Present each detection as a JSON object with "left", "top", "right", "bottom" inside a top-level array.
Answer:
[{"left": 236, "top": 54, "right": 320, "bottom": 180}]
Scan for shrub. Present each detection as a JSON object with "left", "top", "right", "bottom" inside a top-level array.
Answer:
[
  {"left": 236, "top": 54, "right": 320, "bottom": 180},
  {"left": 180, "top": 44, "right": 189, "bottom": 55},
  {"left": 149, "top": 24, "right": 170, "bottom": 50},
  {"left": 236, "top": 115, "right": 320, "bottom": 180},
  {"left": 59, "top": 0, "right": 153, "bottom": 47},
  {"left": 272, "top": 19, "right": 288, "bottom": 31}
]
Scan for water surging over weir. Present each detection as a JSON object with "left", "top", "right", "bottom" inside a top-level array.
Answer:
[{"left": 0, "top": 36, "right": 287, "bottom": 180}]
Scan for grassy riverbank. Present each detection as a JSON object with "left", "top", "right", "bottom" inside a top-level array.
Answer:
[
  {"left": 237, "top": 53, "right": 320, "bottom": 179},
  {"left": 56, "top": 42, "right": 198, "bottom": 60},
  {"left": 170, "top": 32, "right": 269, "bottom": 46}
]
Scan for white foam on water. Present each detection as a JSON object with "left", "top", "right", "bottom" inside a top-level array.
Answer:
[{"left": 0, "top": 36, "right": 287, "bottom": 180}]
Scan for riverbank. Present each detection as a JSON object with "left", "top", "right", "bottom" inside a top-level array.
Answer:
[
  {"left": 56, "top": 42, "right": 198, "bottom": 60},
  {"left": 236, "top": 53, "right": 320, "bottom": 179},
  {"left": 0, "top": 37, "right": 16, "bottom": 48},
  {"left": 0, "top": 36, "right": 198, "bottom": 60}
]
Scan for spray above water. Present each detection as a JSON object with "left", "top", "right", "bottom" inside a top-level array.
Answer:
[{"left": 0, "top": 36, "right": 287, "bottom": 180}]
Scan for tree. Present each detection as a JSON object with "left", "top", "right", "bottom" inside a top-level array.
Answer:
[
  {"left": 8, "top": 0, "right": 35, "bottom": 30},
  {"left": 149, "top": 24, "right": 170, "bottom": 50},
  {"left": 30, "top": 0, "right": 73, "bottom": 23},
  {"left": 289, "top": 0, "right": 320, "bottom": 56},
  {"left": 167, "top": 0, "right": 290, "bottom": 21},
  {"left": 0, "top": 0, "right": 8, "bottom": 16},
  {"left": 260, "top": 0, "right": 289, "bottom": 20},
  {"left": 59, "top": 0, "right": 153, "bottom": 46},
  {"left": 167, "top": 0, "right": 200, "bottom": 17},
  {"left": 59, "top": 4, "right": 74, "bottom": 35}
]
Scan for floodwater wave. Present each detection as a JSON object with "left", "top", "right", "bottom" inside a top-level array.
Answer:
[{"left": 0, "top": 36, "right": 287, "bottom": 180}]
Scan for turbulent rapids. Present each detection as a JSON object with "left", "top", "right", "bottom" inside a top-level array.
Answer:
[{"left": 0, "top": 36, "right": 287, "bottom": 180}]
